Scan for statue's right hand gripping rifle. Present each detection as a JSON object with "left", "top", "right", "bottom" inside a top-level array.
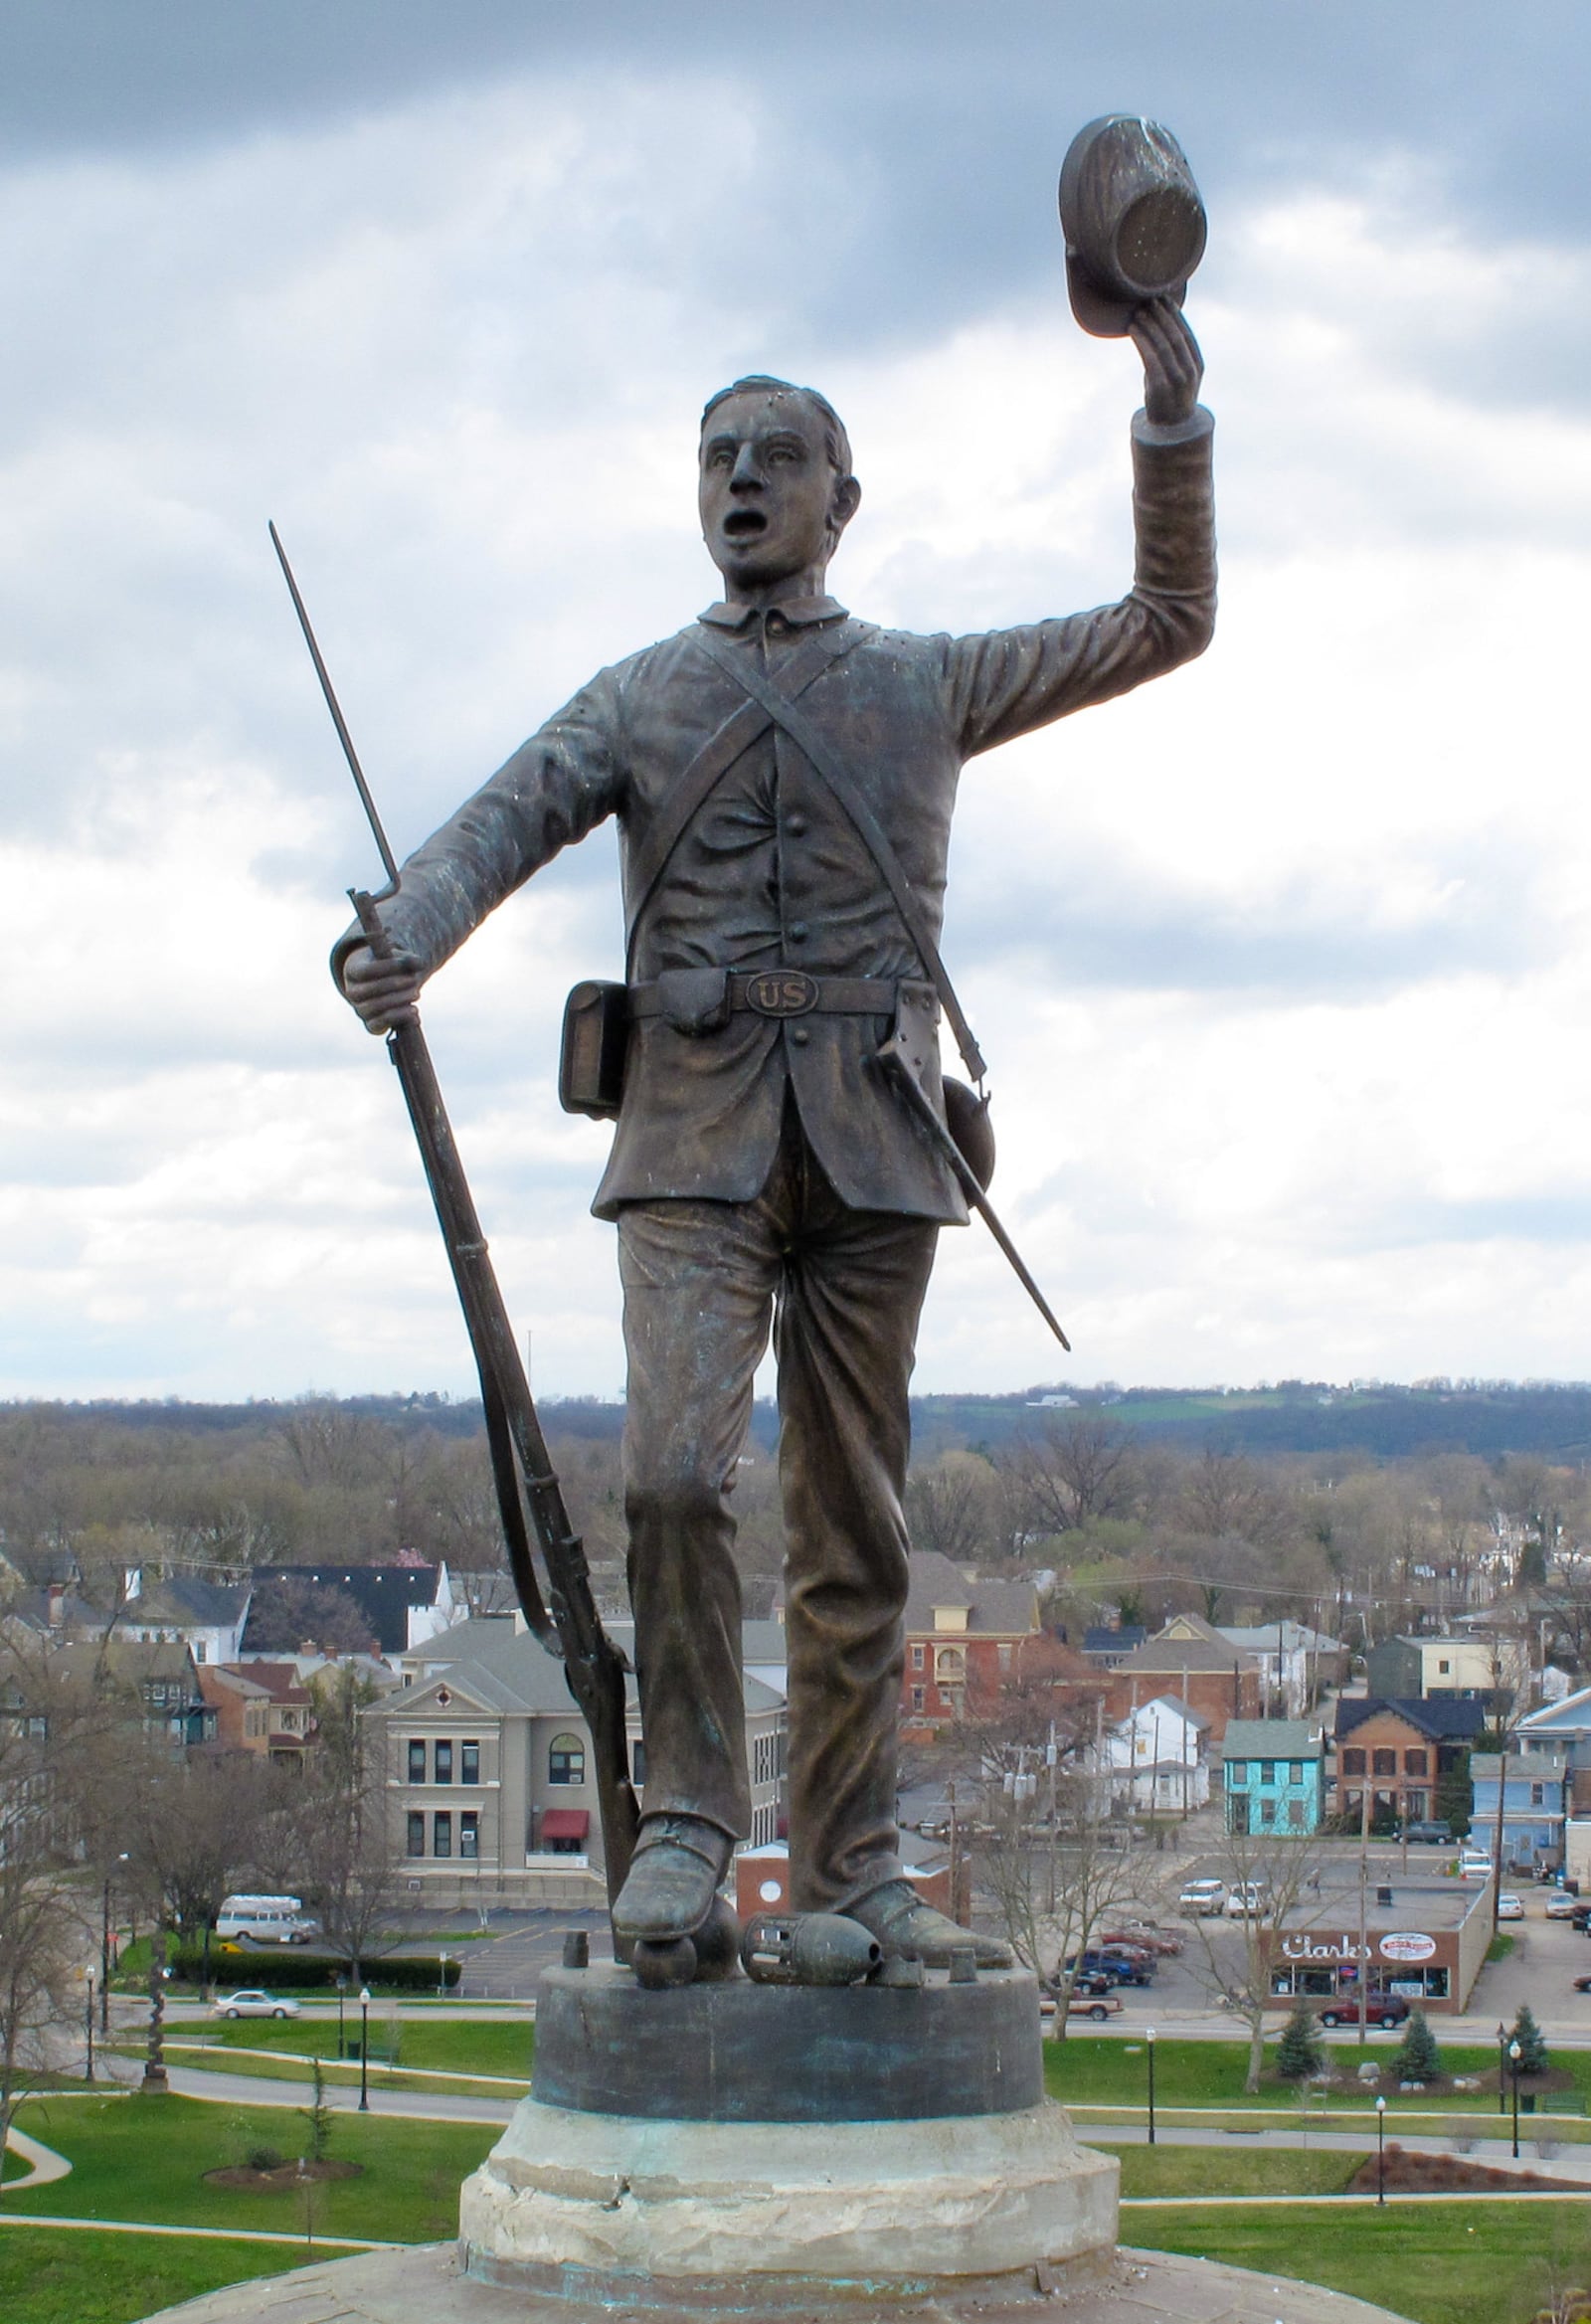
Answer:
[{"left": 268, "top": 523, "right": 639, "bottom": 1917}]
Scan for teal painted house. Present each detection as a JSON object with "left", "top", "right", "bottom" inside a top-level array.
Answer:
[{"left": 1221, "top": 1718, "right": 1326, "bottom": 1835}]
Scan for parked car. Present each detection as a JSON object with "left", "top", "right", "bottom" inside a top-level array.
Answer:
[
  {"left": 1400, "top": 1821, "right": 1454, "bottom": 1846},
  {"left": 1571, "top": 1972, "right": 1591, "bottom": 1994},
  {"left": 1064, "top": 1949, "right": 1152, "bottom": 1986},
  {"left": 212, "top": 1990, "right": 302, "bottom": 2021},
  {"left": 1178, "top": 1877, "right": 1226, "bottom": 1915},
  {"left": 1497, "top": 1891, "right": 1524, "bottom": 1920},
  {"left": 1459, "top": 1851, "right": 1495, "bottom": 1879},
  {"left": 1100, "top": 1922, "right": 1183, "bottom": 1956},
  {"left": 1317, "top": 1995, "right": 1410, "bottom": 2030},
  {"left": 1066, "top": 1991, "right": 1125, "bottom": 2022},
  {"left": 1544, "top": 1890, "right": 1580, "bottom": 1919},
  {"left": 1225, "top": 1881, "right": 1270, "bottom": 1918}
]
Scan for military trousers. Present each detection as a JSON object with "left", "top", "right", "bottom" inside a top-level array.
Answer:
[{"left": 618, "top": 1100, "right": 938, "bottom": 1911}]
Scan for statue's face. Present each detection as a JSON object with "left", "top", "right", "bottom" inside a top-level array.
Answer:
[{"left": 698, "top": 391, "right": 854, "bottom": 592}]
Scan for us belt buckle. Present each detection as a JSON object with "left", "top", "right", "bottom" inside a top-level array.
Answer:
[{"left": 746, "top": 970, "right": 819, "bottom": 1018}]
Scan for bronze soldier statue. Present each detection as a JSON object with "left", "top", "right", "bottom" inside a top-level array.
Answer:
[{"left": 336, "top": 293, "right": 1213, "bottom": 1970}]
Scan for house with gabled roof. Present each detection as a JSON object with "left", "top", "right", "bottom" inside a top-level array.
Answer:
[
  {"left": 1221, "top": 1717, "right": 1326, "bottom": 1835},
  {"left": 1103, "top": 1612, "right": 1260, "bottom": 1742},
  {"left": 119, "top": 1569, "right": 252, "bottom": 1666}
]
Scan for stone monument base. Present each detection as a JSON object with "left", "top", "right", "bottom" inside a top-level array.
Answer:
[
  {"left": 459, "top": 2096, "right": 1116, "bottom": 2297},
  {"left": 134, "top": 2238, "right": 1416, "bottom": 2322}
]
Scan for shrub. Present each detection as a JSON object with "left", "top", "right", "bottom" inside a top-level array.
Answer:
[
  {"left": 1277, "top": 2003, "right": 1325, "bottom": 2080},
  {"left": 170, "top": 1948, "right": 460, "bottom": 1993},
  {"left": 1391, "top": 2008, "right": 1443, "bottom": 2083},
  {"left": 245, "top": 2145, "right": 286, "bottom": 2173}
]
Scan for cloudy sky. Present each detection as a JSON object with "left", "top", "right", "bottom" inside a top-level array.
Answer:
[{"left": 2, "top": 1, "right": 1588, "bottom": 1403}]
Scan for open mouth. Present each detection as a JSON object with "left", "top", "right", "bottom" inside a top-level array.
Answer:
[{"left": 723, "top": 509, "right": 769, "bottom": 540}]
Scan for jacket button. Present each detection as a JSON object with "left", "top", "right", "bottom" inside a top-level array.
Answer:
[
  {"left": 786, "top": 813, "right": 808, "bottom": 837},
  {"left": 791, "top": 1027, "right": 810, "bottom": 1045},
  {"left": 789, "top": 922, "right": 809, "bottom": 942}
]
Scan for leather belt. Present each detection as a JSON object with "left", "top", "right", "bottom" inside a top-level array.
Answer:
[{"left": 628, "top": 971, "right": 902, "bottom": 1022}]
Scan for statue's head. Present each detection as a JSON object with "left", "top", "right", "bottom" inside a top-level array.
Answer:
[{"left": 698, "top": 376, "right": 860, "bottom": 595}]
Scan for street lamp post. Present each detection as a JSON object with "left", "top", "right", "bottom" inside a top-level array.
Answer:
[
  {"left": 358, "top": 1987, "right": 371, "bottom": 2111},
  {"left": 1147, "top": 2026, "right": 1156, "bottom": 2147},
  {"left": 1497, "top": 2022, "right": 1507, "bottom": 2116},
  {"left": 439, "top": 1950, "right": 449, "bottom": 1998},
  {"left": 85, "top": 1966, "right": 95, "bottom": 2084},
  {"left": 336, "top": 1976, "right": 347, "bottom": 2060},
  {"left": 1509, "top": 2038, "right": 1522, "bottom": 2160},
  {"left": 1374, "top": 2095, "right": 1386, "bottom": 2205}
]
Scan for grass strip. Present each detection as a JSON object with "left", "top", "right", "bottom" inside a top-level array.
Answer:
[
  {"left": 0, "top": 2226, "right": 303, "bottom": 2324},
  {"left": 1127, "top": 2195, "right": 1591, "bottom": 2324}
]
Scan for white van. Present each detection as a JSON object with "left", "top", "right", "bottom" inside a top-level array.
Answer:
[
  {"left": 216, "top": 1893, "right": 319, "bottom": 1945},
  {"left": 1458, "top": 1851, "right": 1494, "bottom": 1881}
]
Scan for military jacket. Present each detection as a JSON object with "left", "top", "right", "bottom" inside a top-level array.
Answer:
[{"left": 339, "top": 409, "right": 1215, "bottom": 1223}]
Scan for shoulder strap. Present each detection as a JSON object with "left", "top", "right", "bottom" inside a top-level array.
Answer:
[
  {"left": 622, "top": 624, "right": 859, "bottom": 978},
  {"left": 690, "top": 625, "right": 986, "bottom": 1083}
]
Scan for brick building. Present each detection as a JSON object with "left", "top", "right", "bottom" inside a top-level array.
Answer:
[
  {"left": 1103, "top": 1614, "right": 1260, "bottom": 1743},
  {"left": 1331, "top": 1697, "right": 1486, "bottom": 1828},
  {"left": 198, "top": 1661, "right": 316, "bottom": 1771},
  {"left": 893, "top": 1552, "right": 1044, "bottom": 1734}
]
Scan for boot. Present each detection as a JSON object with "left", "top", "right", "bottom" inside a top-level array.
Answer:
[
  {"left": 613, "top": 1812, "right": 734, "bottom": 1945},
  {"left": 847, "top": 1879, "right": 1015, "bottom": 1969}
]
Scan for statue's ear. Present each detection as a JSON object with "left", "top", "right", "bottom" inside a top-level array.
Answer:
[{"left": 830, "top": 473, "right": 861, "bottom": 535}]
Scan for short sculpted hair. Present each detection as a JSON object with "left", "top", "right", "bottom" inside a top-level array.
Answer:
[{"left": 700, "top": 375, "right": 853, "bottom": 480}]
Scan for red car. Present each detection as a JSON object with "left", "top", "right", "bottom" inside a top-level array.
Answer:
[
  {"left": 1101, "top": 1924, "right": 1183, "bottom": 1957},
  {"left": 1317, "top": 1996, "right": 1410, "bottom": 2030}
]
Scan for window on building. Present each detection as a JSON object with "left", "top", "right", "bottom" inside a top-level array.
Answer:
[
  {"left": 911, "top": 1644, "right": 925, "bottom": 1670},
  {"left": 1372, "top": 1748, "right": 1397, "bottom": 1778},
  {"left": 910, "top": 1686, "right": 925, "bottom": 1710},
  {"left": 632, "top": 1738, "right": 647, "bottom": 1786},
  {"left": 1438, "top": 1659, "right": 1451, "bottom": 1674},
  {"left": 1341, "top": 1748, "right": 1366, "bottom": 1776},
  {"left": 435, "top": 1740, "right": 453, "bottom": 1785},
  {"left": 1259, "top": 1762, "right": 1275, "bottom": 1785},
  {"left": 1404, "top": 1749, "right": 1428, "bottom": 1777},
  {"left": 460, "top": 1741, "right": 479, "bottom": 1785},
  {"left": 407, "top": 1812, "right": 426, "bottom": 1857},
  {"left": 1228, "top": 1763, "right": 1248, "bottom": 1785},
  {"left": 1279, "top": 1797, "right": 1298, "bottom": 1828},
  {"left": 997, "top": 1644, "right": 1012, "bottom": 1671},
  {"left": 1531, "top": 1783, "right": 1546, "bottom": 1808},
  {"left": 434, "top": 1812, "right": 452, "bottom": 1859},
  {"left": 194, "top": 1642, "right": 207, "bottom": 1662},
  {"left": 935, "top": 1647, "right": 966, "bottom": 1683},
  {"left": 549, "top": 1732, "right": 585, "bottom": 1786},
  {"left": 408, "top": 1739, "right": 426, "bottom": 1784},
  {"left": 460, "top": 1811, "right": 479, "bottom": 1861},
  {"left": 1258, "top": 1799, "right": 1275, "bottom": 1826}
]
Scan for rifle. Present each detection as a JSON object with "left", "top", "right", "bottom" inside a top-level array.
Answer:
[{"left": 268, "top": 523, "right": 639, "bottom": 1917}]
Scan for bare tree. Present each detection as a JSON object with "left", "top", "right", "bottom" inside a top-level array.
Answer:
[
  {"left": 1008, "top": 1415, "right": 1139, "bottom": 1538},
  {"left": 1190, "top": 1827, "right": 1328, "bottom": 2092},
  {"left": 906, "top": 1451, "right": 1000, "bottom": 1567},
  {"left": 293, "top": 1669, "right": 409, "bottom": 1979}
]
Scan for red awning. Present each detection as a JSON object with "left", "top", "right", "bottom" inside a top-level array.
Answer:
[{"left": 541, "top": 1809, "right": 590, "bottom": 1841}]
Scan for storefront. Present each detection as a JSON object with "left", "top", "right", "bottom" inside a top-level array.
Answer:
[{"left": 1262, "top": 1877, "right": 1492, "bottom": 2015}]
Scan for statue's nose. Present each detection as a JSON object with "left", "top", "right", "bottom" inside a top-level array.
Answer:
[{"left": 730, "top": 444, "right": 763, "bottom": 488}]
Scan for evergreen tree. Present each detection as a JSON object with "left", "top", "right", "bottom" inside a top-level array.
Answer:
[
  {"left": 1434, "top": 1751, "right": 1473, "bottom": 1839},
  {"left": 1510, "top": 2003, "right": 1548, "bottom": 2076},
  {"left": 1277, "top": 2002, "right": 1324, "bottom": 2080},
  {"left": 1391, "top": 2008, "right": 1442, "bottom": 2083}
]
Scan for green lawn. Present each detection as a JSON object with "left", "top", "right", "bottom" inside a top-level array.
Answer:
[
  {"left": 1103, "top": 2143, "right": 1362, "bottom": 2198},
  {"left": 1130, "top": 2199, "right": 1591, "bottom": 2324},
  {"left": 5, "top": 2092, "right": 495, "bottom": 2243},
  {"left": 1045, "top": 2036, "right": 1591, "bottom": 2117},
  {"left": 186, "top": 2017, "right": 533, "bottom": 2078},
  {"left": 0, "top": 2229, "right": 298, "bottom": 2324}
]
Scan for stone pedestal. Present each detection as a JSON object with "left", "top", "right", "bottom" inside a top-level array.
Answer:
[{"left": 460, "top": 2096, "right": 1117, "bottom": 2300}]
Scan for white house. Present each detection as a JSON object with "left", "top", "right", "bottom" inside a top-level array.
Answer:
[{"left": 1094, "top": 1695, "right": 1209, "bottom": 1815}]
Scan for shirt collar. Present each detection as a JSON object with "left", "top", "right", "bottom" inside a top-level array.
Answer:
[{"left": 697, "top": 593, "right": 849, "bottom": 631}]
